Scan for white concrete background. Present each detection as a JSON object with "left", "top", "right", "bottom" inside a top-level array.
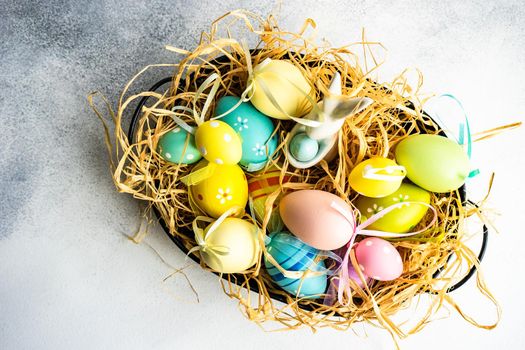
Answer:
[{"left": 1, "top": 1, "right": 524, "bottom": 349}]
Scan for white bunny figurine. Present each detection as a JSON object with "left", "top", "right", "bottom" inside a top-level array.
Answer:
[{"left": 285, "top": 72, "right": 373, "bottom": 169}]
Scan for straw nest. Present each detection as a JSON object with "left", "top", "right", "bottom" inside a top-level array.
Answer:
[{"left": 89, "top": 10, "right": 501, "bottom": 342}]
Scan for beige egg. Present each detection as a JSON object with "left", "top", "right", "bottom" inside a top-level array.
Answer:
[{"left": 200, "top": 218, "right": 260, "bottom": 273}]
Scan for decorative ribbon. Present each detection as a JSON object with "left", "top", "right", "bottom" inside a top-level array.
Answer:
[
  {"left": 263, "top": 233, "right": 342, "bottom": 280},
  {"left": 180, "top": 162, "right": 218, "bottom": 186},
  {"left": 428, "top": 94, "right": 479, "bottom": 178},
  {"left": 188, "top": 206, "right": 245, "bottom": 273},
  {"left": 248, "top": 194, "right": 341, "bottom": 280},
  {"left": 325, "top": 200, "right": 438, "bottom": 306},
  {"left": 362, "top": 165, "right": 407, "bottom": 181}
]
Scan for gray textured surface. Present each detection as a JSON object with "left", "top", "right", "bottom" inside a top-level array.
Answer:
[{"left": 1, "top": 1, "right": 524, "bottom": 349}]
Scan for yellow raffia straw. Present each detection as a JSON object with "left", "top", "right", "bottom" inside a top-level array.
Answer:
[{"left": 87, "top": 9, "right": 516, "bottom": 343}]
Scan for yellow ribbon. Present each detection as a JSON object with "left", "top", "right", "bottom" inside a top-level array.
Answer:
[
  {"left": 188, "top": 206, "right": 245, "bottom": 272},
  {"left": 180, "top": 162, "right": 218, "bottom": 186}
]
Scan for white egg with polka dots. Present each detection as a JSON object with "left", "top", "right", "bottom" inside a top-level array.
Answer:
[{"left": 195, "top": 120, "right": 242, "bottom": 165}]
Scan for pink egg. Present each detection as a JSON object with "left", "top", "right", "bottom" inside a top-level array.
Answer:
[
  {"left": 279, "top": 190, "right": 354, "bottom": 250},
  {"left": 355, "top": 237, "right": 403, "bottom": 281}
]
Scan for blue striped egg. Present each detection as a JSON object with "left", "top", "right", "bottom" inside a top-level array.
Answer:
[{"left": 264, "top": 232, "right": 327, "bottom": 298}]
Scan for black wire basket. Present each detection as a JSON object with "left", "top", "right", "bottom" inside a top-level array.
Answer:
[{"left": 127, "top": 51, "right": 488, "bottom": 311}]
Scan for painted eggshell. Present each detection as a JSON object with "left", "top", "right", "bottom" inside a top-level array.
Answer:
[
  {"left": 355, "top": 237, "right": 403, "bottom": 281},
  {"left": 190, "top": 160, "right": 248, "bottom": 218},
  {"left": 265, "top": 232, "right": 327, "bottom": 298},
  {"left": 215, "top": 96, "right": 278, "bottom": 171},
  {"left": 346, "top": 264, "right": 371, "bottom": 289},
  {"left": 157, "top": 127, "right": 202, "bottom": 164},
  {"left": 289, "top": 133, "right": 319, "bottom": 162},
  {"left": 349, "top": 157, "right": 405, "bottom": 198},
  {"left": 251, "top": 59, "right": 313, "bottom": 120},
  {"left": 201, "top": 218, "right": 260, "bottom": 273},
  {"left": 355, "top": 183, "right": 431, "bottom": 233},
  {"left": 195, "top": 120, "right": 242, "bottom": 165},
  {"left": 395, "top": 134, "right": 470, "bottom": 193},
  {"left": 247, "top": 167, "right": 291, "bottom": 233},
  {"left": 279, "top": 190, "right": 354, "bottom": 250}
]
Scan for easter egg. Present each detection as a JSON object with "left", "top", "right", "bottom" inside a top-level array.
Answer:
[
  {"left": 289, "top": 133, "right": 319, "bottom": 162},
  {"left": 200, "top": 218, "right": 260, "bottom": 273},
  {"left": 355, "top": 237, "right": 403, "bottom": 281},
  {"left": 247, "top": 167, "right": 291, "bottom": 233},
  {"left": 190, "top": 160, "right": 248, "bottom": 218},
  {"left": 215, "top": 96, "right": 278, "bottom": 171},
  {"left": 265, "top": 232, "right": 327, "bottom": 298},
  {"left": 355, "top": 183, "right": 431, "bottom": 233},
  {"left": 349, "top": 157, "right": 406, "bottom": 198},
  {"left": 395, "top": 134, "right": 470, "bottom": 193},
  {"left": 195, "top": 120, "right": 242, "bottom": 165},
  {"left": 345, "top": 264, "right": 371, "bottom": 289},
  {"left": 251, "top": 59, "right": 313, "bottom": 120},
  {"left": 157, "top": 127, "right": 201, "bottom": 164},
  {"left": 280, "top": 190, "right": 353, "bottom": 250}
]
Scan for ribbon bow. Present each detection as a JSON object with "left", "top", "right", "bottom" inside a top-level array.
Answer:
[
  {"left": 188, "top": 206, "right": 245, "bottom": 272},
  {"left": 427, "top": 93, "right": 479, "bottom": 178},
  {"left": 326, "top": 200, "right": 438, "bottom": 305}
]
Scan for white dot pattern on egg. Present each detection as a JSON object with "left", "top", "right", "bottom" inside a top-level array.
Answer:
[
  {"left": 215, "top": 158, "right": 224, "bottom": 164},
  {"left": 355, "top": 237, "right": 403, "bottom": 281},
  {"left": 186, "top": 154, "right": 195, "bottom": 160},
  {"left": 172, "top": 127, "right": 181, "bottom": 133},
  {"left": 165, "top": 152, "right": 172, "bottom": 159},
  {"left": 194, "top": 120, "right": 242, "bottom": 165}
]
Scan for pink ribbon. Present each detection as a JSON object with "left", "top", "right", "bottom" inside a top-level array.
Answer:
[{"left": 324, "top": 201, "right": 438, "bottom": 306}]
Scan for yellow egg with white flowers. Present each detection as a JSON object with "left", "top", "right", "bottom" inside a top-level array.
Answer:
[
  {"left": 195, "top": 120, "right": 242, "bottom": 165},
  {"left": 190, "top": 160, "right": 248, "bottom": 218}
]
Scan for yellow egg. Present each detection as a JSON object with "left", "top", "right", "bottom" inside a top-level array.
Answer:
[
  {"left": 190, "top": 160, "right": 248, "bottom": 218},
  {"left": 349, "top": 157, "right": 406, "bottom": 198},
  {"left": 200, "top": 218, "right": 261, "bottom": 273},
  {"left": 195, "top": 120, "right": 242, "bottom": 165},
  {"left": 251, "top": 59, "right": 313, "bottom": 120}
]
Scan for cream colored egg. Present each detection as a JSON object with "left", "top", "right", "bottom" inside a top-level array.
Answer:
[
  {"left": 201, "top": 218, "right": 261, "bottom": 273},
  {"left": 251, "top": 59, "right": 313, "bottom": 120}
]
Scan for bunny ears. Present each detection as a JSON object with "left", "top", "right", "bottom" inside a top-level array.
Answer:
[{"left": 285, "top": 72, "right": 373, "bottom": 169}]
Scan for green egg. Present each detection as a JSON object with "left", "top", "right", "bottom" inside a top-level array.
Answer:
[
  {"left": 355, "top": 183, "right": 430, "bottom": 233},
  {"left": 157, "top": 127, "right": 201, "bottom": 164},
  {"left": 395, "top": 134, "right": 470, "bottom": 193}
]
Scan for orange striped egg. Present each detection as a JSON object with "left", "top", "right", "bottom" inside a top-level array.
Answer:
[{"left": 247, "top": 167, "right": 291, "bottom": 233}]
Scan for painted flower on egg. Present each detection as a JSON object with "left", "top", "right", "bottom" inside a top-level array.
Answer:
[
  {"left": 355, "top": 183, "right": 430, "bottom": 233},
  {"left": 252, "top": 143, "right": 265, "bottom": 156},
  {"left": 234, "top": 116, "right": 249, "bottom": 131},
  {"left": 392, "top": 194, "right": 410, "bottom": 207},
  {"left": 216, "top": 188, "right": 233, "bottom": 204}
]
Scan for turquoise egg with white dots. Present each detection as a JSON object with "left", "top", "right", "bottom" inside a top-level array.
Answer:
[
  {"left": 265, "top": 232, "right": 328, "bottom": 299},
  {"left": 157, "top": 127, "right": 201, "bottom": 164},
  {"left": 215, "top": 96, "right": 278, "bottom": 171}
]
